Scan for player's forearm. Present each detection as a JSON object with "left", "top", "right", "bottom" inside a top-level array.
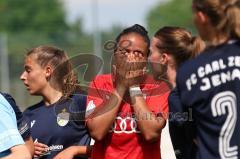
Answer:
[
  {"left": 68, "top": 145, "right": 92, "bottom": 157},
  {"left": 65, "top": 146, "right": 87, "bottom": 156},
  {"left": 25, "top": 137, "right": 34, "bottom": 156},
  {"left": 87, "top": 88, "right": 125, "bottom": 141},
  {"left": 132, "top": 96, "right": 166, "bottom": 142},
  {"left": 3, "top": 145, "right": 31, "bottom": 159},
  {"left": 87, "top": 100, "right": 120, "bottom": 140}
]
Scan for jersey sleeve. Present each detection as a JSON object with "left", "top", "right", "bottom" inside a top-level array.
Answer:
[
  {"left": 86, "top": 80, "right": 103, "bottom": 116},
  {"left": 160, "top": 91, "right": 169, "bottom": 115},
  {"left": 68, "top": 93, "right": 87, "bottom": 123},
  {"left": 148, "top": 91, "right": 169, "bottom": 119},
  {"left": 143, "top": 80, "right": 170, "bottom": 119},
  {"left": 2, "top": 93, "right": 31, "bottom": 140},
  {"left": 0, "top": 94, "right": 24, "bottom": 153},
  {"left": 168, "top": 87, "right": 188, "bottom": 125},
  {"left": 86, "top": 76, "right": 113, "bottom": 119},
  {"left": 168, "top": 84, "right": 197, "bottom": 159}
]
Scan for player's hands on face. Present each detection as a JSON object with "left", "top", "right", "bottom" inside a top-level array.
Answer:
[
  {"left": 33, "top": 141, "right": 49, "bottom": 158},
  {"left": 114, "top": 49, "right": 147, "bottom": 88},
  {"left": 126, "top": 51, "right": 147, "bottom": 87}
]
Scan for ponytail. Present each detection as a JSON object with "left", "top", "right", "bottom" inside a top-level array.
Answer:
[
  {"left": 154, "top": 26, "right": 206, "bottom": 69},
  {"left": 193, "top": 0, "right": 240, "bottom": 40},
  {"left": 224, "top": 2, "right": 240, "bottom": 39},
  {"left": 50, "top": 56, "right": 78, "bottom": 98},
  {"left": 61, "top": 61, "right": 78, "bottom": 98},
  {"left": 190, "top": 36, "right": 206, "bottom": 58}
]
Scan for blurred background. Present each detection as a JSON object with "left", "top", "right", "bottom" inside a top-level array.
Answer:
[
  {"left": 0, "top": 0, "right": 194, "bottom": 109},
  {"left": 0, "top": 0, "right": 195, "bottom": 158}
]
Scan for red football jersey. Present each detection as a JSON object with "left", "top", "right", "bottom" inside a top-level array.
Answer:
[{"left": 87, "top": 74, "right": 169, "bottom": 159}]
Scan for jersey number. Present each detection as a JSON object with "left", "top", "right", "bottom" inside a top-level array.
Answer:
[{"left": 211, "top": 91, "right": 238, "bottom": 159}]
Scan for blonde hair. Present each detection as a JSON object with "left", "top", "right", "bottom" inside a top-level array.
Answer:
[
  {"left": 193, "top": 0, "right": 240, "bottom": 40},
  {"left": 154, "top": 26, "right": 205, "bottom": 68},
  {"left": 26, "top": 46, "right": 77, "bottom": 97}
]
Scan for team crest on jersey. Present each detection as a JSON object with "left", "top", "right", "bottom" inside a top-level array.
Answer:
[{"left": 57, "top": 108, "right": 70, "bottom": 127}]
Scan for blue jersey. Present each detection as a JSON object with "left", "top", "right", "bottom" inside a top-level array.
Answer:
[
  {"left": 0, "top": 93, "right": 24, "bottom": 157},
  {"left": 168, "top": 88, "right": 197, "bottom": 159},
  {"left": 23, "top": 94, "right": 90, "bottom": 159},
  {"left": 176, "top": 40, "right": 240, "bottom": 159},
  {"left": 1, "top": 93, "right": 31, "bottom": 140}
]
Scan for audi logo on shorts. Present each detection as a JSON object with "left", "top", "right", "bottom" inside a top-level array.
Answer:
[{"left": 110, "top": 116, "right": 141, "bottom": 134}]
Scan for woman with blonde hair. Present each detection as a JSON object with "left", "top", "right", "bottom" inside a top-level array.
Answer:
[
  {"left": 149, "top": 26, "right": 205, "bottom": 88},
  {"left": 149, "top": 26, "right": 205, "bottom": 159},
  {"left": 21, "top": 46, "right": 91, "bottom": 159},
  {"left": 171, "top": 0, "right": 240, "bottom": 158}
]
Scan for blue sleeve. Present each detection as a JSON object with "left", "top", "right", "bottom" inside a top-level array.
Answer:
[
  {"left": 1, "top": 93, "right": 31, "bottom": 140},
  {"left": 69, "top": 93, "right": 87, "bottom": 122},
  {"left": 168, "top": 87, "right": 188, "bottom": 125},
  {"left": 0, "top": 94, "right": 24, "bottom": 154},
  {"left": 168, "top": 77, "right": 197, "bottom": 159},
  {"left": 70, "top": 94, "right": 91, "bottom": 146},
  {"left": 1, "top": 93, "right": 22, "bottom": 118}
]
